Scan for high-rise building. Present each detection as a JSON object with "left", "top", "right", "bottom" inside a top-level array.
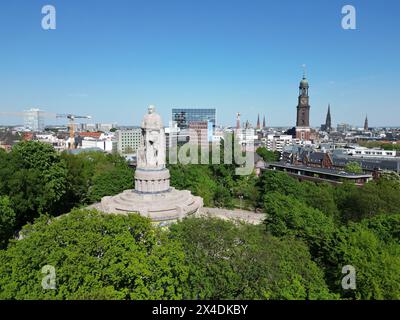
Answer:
[
  {"left": 24, "top": 108, "right": 45, "bottom": 131},
  {"left": 172, "top": 108, "right": 216, "bottom": 130},
  {"left": 295, "top": 73, "right": 311, "bottom": 140}
]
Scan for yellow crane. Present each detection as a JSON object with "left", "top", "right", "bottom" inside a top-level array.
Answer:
[
  {"left": 0, "top": 111, "right": 92, "bottom": 149},
  {"left": 56, "top": 114, "right": 92, "bottom": 149}
]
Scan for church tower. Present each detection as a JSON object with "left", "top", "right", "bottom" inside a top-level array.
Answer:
[
  {"left": 236, "top": 112, "right": 241, "bottom": 129},
  {"left": 364, "top": 115, "right": 369, "bottom": 131},
  {"left": 256, "top": 114, "right": 260, "bottom": 129},
  {"left": 325, "top": 104, "right": 332, "bottom": 132},
  {"left": 262, "top": 115, "right": 266, "bottom": 129},
  {"left": 295, "top": 72, "right": 311, "bottom": 140}
]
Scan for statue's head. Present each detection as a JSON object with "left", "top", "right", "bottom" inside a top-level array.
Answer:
[{"left": 142, "top": 104, "right": 163, "bottom": 130}]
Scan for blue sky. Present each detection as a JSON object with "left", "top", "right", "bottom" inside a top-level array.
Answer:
[{"left": 0, "top": 0, "right": 399, "bottom": 127}]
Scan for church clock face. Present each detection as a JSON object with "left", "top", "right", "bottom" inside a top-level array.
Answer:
[{"left": 301, "top": 98, "right": 307, "bottom": 105}]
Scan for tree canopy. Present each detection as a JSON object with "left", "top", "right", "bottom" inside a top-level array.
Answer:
[
  {"left": 344, "top": 161, "right": 363, "bottom": 174},
  {"left": 169, "top": 217, "right": 336, "bottom": 300},
  {"left": 0, "top": 210, "right": 188, "bottom": 300},
  {"left": 1, "top": 140, "right": 400, "bottom": 300},
  {"left": 256, "top": 147, "right": 280, "bottom": 162}
]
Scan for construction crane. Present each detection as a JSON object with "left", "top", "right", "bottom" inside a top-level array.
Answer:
[{"left": 56, "top": 114, "right": 92, "bottom": 149}]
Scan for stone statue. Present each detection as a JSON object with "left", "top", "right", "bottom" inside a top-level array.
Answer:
[
  {"left": 94, "top": 104, "right": 203, "bottom": 223},
  {"left": 137, "top": 105, "right": 166, "bottom": 169}
]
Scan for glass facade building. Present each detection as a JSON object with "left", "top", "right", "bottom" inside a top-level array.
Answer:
[
  {"left": 24, "top": 108, "right": 45, "bottom": 132},
  {"left": 171, "top": 108, "right": 216, "bottom": 129}
]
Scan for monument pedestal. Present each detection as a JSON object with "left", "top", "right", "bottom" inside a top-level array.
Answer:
[
  {"left": 134, "top": 168, "right": 170, "bottom": 193},
  {"left": 94, "top": 187, "right": 202, "bottom": 223}
]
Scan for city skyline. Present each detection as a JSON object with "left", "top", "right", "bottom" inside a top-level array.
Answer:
[{"left": 1, "top": 0, "right": 400, "bottom": 127}]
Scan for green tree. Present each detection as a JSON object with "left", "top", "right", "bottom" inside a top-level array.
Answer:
[
  {"left": 61, "top": 151, "right": 134, "bottom": 206},
  {"left": 361, "top": 213, "right": 400, "bottom": 243},
  {"left": 263, "top": 191, "right": 400, "bottom": 299},
  {"left": 263, "top": 192, "right": 336, "bottom": 258},
  {"left": 344, "top": 162, "right": 363, "bottom": 174},
  {"left": 325, "top": 223, "right": 400, "bottom": 299},
  {"left": 169, "top": 164, "right": 217, "bottom": 206},
  {"left": 0, "top": 141, "right": 68, "bottom": 226},
  {"left": 378, "top": 171, "right": 400, "bottom": 184},
  {"left": 339, "top": 179, "right": 400, "bottom": 222},
  {"left": 169, "top": 217, "right": 336, "bottom": 300},
  {"left": 87, "top": 164, "right": 134, "bottom": 203},
  {"left": 0, "top": 196, "right": 16, "bottom": 249},
  {"left": 233, "top": 173, "right": 259, "bottom": 210},
  {"left": 301, "top": 182, "right": 340, "bottom": 220},
  {"left": 256, "top": 147, "right": 280, "bottom": 162},
  {"left": 213, "top": 185, "right": 234, "bottom": 208},
  {"left": 0, "top": 209, "right": 188, "bottom": 300},
  {"left": 257, "top": 170, "right": 301, "bottom": 198}
]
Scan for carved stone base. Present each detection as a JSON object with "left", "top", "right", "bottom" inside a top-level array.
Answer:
[
  {"left": 90, "top": 187, "right": 203, "bottom": 224},
  {"left": 134, "top": 168, "right": 170, "bottom": 193}
]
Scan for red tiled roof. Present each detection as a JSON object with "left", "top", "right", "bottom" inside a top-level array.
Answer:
[{"left": 79, "top": 132, "right": 102, "bottom": 139}]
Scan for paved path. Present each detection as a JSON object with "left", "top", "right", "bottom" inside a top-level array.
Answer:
[{"left": 200, "top": 207, "right": 265, "bottom": 225}]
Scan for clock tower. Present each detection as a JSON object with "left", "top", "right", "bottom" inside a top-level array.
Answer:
[{"left": 295, "top": 73, "right": 311, "bottom": 140}]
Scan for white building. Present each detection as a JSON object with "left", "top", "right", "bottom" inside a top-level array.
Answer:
[
  {"left": 115, "top": 128, "right": 143, "bottom": 154},
  {"left": 265, "top": 134, "right": 294, "bottom": 152},
  {"left": 235, "top": 128, "right": 258, "bottom": 152},
  {"left": 35, "top": 133, "right": 67, "bottom": 151},
  {"left": 81, "top": 139, "right": 115, "bottom": 152},
  {"left": 341, "top": 146, "right": 397, "bottom": 158}
]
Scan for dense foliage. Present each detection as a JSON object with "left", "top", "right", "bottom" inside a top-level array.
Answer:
[
  {"left": 344, "top": 161, "right": 363, "bottom": 174},
  {"left": 0, "top": 196, "right": 16, "bottom": 249},
  {"left": 358, "top": 140, "right": 400, "bottom": 151},
  {"left": 60, "top": 151, "right": 134, "bottom": 205},
  {"left": 1, "top": 141, "right": 400, "bottom": 300},
  {"left": 0, "top": 210, "right": 187, "bottom": 299},
  {"left": 256, "top": 147, "right": 280, "bottom": 162},
  {"left": 0, "top": 142, "right": 134, "bottom": 247},
  {"left": 0, "top": 142, "right": 68, "bottom": 227},
  {"left": 169, "top": 218, "right": 336, "bottom": 300}
]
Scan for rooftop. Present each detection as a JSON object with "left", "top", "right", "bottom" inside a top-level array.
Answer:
[{"left": 270, "top": 162, "right": 372, "bottom": 179}]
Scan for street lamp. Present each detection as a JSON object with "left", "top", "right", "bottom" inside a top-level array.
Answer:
[{"left": 239, "top": 195, "right": 243, "bottom": 210}]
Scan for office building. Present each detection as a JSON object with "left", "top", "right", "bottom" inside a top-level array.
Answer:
[
  {"left": 116, "top": 128, "right": 143, "bottom": 154},
  {"left": 172, "top": 108, "right": 216, "bottom": 129},
  {"left": 24, "top": 108, "right": 45, "bottom": 131}
]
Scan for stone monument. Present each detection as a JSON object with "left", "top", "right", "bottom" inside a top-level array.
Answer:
[{"left": 92, "top": 105, "right": 203, "bottom": 223}]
